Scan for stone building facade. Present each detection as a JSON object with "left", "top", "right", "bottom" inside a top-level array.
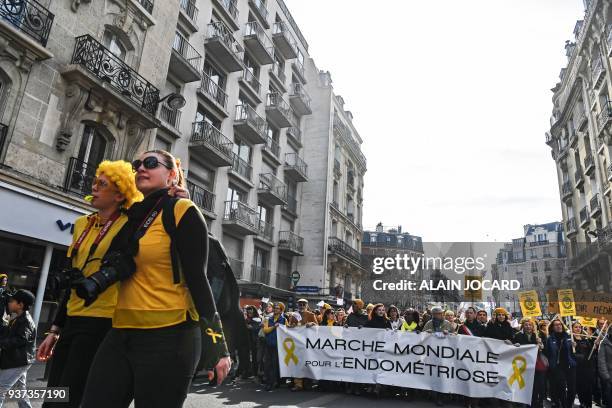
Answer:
[{"left": 0, "top": 0, "right": 367, "bottom": 321}]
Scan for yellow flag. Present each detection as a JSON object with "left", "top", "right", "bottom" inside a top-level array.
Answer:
[
  {"left": 519, "top": 290, "right": 542, "bottom": 318},
  {"left": 558, "top": 289, "right": 576, "bottom": 317},
  {"left": 577, "top": 316, "right": 597, "bottom": 328}
]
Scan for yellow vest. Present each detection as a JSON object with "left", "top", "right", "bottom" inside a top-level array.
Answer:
[
  {"left": 113, "top": 199, "right": 199, "bottom": 329},
  {"left": 67, "top": 213, "right": 127, "bottom": 318}
]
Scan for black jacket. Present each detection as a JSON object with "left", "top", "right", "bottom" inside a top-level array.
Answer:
[
  {"left": 484, "top": 320, "right": 515, "bottom": 341},
  {"left": 0, "top": 312, "right": 36, "bottom": 369},
  {"left": 346, "top": 311, "right": 368, "bottom": 328},
  {"left": 365, "top": 315, "right": 392, "bottom": 329},
  {"left": 513, "top": 331, "right": 538, "bottom": 345}
]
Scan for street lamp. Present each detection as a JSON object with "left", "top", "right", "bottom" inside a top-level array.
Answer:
[{"left": 158, "top": 93, "right": 186, "bottom": 110}]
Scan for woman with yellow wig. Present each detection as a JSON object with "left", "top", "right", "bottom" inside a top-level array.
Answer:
[{"left": 37, "top": 160, "right": 142, "bottom": 408}]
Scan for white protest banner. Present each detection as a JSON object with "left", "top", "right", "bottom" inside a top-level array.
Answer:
[{"left": 278, "top": 326, "right": 537, "bottom": 403}]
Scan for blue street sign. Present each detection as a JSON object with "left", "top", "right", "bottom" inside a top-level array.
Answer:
[{"left": 293, "top": 286, "right": 320, "bottom": 293}]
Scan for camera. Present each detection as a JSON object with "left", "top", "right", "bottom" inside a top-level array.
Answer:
[{"left": 53, "top": 267, "right": 85, "bottom": 290}]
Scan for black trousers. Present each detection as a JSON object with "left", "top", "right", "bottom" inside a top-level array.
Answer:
[
  {"left": 43, "top": 316, "right": 112, "bottom": 408},
  {"left": 549, "top": 365, "right": 576, "bottom": 408},
  {"left": 264, "top": 344, "right": 279, "bottom": 386},
  {"left": 532, "top": 371, "right": 546, "bottom": 408},
  {"left": 81, "top": 321, "right": 201, "bottom": 408},
  {"left": 576, "top": 363, "right": 594, "bottom": 407}
]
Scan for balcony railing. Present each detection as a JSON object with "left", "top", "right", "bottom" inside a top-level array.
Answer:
[
  {"left": 580, "top": 205, "right": 590, "bottom": 225},
  {"left": 235, "top": 104, "right": 267, "bottom": 136},
  {"left": 251, "top": 264, "right": 270, "bottom": 284},
  {"left": 271, "top": 61, "right": 286, "bottom": 85},
  {"left": 263, "top": 135, "right": 280, "bottom": 158},
  {"left": 218, "top": 0, "right": 238, "bottom": 21},
  {"left": 249, "top": 0, "right": 268, "bottom": 24},
  {"left": 0, "top": 0, "right": 54, "bottom": 46},
  {"left": 191, "top": 120, "right": 233, "bottom": 159},
  {"left": 138, "top": 0, "right": 153, "bottom": 14},
  {"left": 286, "top": 126, "right": 302, "bottom": 145},
  {"left": 259, "top": 172, "right": 287, "bottom": 200},
  {"left": 566, "top": 218, "right": 577, "bottom": 234},
  {"left": 266, "top": 92, "right": 291, "bottom": 115},
  {"left": 285, "top": 152, "right": 308, "bottom": 177},
  {"left": 224, "top": 200, "right": 258, "bottom": 226},
  {"left": 292, "top": 59, "right": 305, "bottom": 81},
  {"left": 598, "top": 101, "right": 612, "bottom": 134},
  {"left": 71, "top": 35, "right": 160, "bottom": 116},
  {"left": 179, "top": 0, "right": 198, "bottom": 22},
  {"left": 562, "top": 180, "right": 572, "bottom": 198},
  {"left": 206, "top": 21, "right": 242, "bottom": 54},
  {"left": 584, "top": 153, "right": 595, "bottom": 172},
  {"left": 279, "top": 230, "right": 304, "bottom": 253},
  {"left": 257, "top": 218, "right": 274, "bottom": 241},
  {"left": 592, "top": 57, "right": 604, "bottom": 85},
  {"left": 230, "top": 153, "right": 252, "bottom": 180},
  {"left": 272, "top": 21, "right": 298, "bottom": 57},
  {"left": 529, "top": 240, "right": 549, "bottom": 247},
  {"left": 575, "top": 168, "right": 584, "bottom": 186},
  {"left": 186, "top": 180, "right": 215, "bottom": 214},
  {"left": 590, "top": 193, "right": 601, "bottom": 215},
  {"left": 328, "top": 236, "right": 360, "bottom": 264},
  {"left": 63, "top": 157, "right": 97, "bottom": 196},
  {"left": 173, "top": 31, "right": 202, "bottom": 72},
  {"left": 333, "top": 114, "right": 367, "bottom": 170},
  {"left": 159, "top": 102, "right": 181, "bottom": 129},
  {"left": 245, "top": 20, "right": 272, "bottom": 48},
  {"left": 229, "top": 258, "right": 244, "bottom": 280},
  {"left": 291, "top": 82, "right": 311, "bottom": 104},
  {"left": 241, "top": 68, "right": 261, "bottom": 95},
  {"left": 199, "top": 72, "right": 227, "bottom": 109}
]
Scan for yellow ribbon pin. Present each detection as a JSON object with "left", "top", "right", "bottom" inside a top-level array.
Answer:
[
  {"left": 205, "top": 328, "right": 223, "bottom": 344},
  {"left": 283, "top": 338, "right": 298, "bottom": 366},
  {"left": 508, "top": 355, "right": 527, "bottom": 389}
]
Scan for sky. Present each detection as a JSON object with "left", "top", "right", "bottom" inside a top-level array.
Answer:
[{"left": 284, "top": 0, "right": 585, "bottom": 242}]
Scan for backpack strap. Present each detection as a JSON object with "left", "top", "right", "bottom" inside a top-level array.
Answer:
[{"left": 161, "top": 197, "right": 182, "bottom": 284}]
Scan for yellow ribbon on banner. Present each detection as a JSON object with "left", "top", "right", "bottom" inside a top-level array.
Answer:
[
  {"left": 205, "top": 328, "right": 223, "bottom": 344},
  {"left": 283, "top": 338, "right": 298, "bottom": 366},
  {"left": 508, "top": 356, "right": 527, "bottom": 389}
]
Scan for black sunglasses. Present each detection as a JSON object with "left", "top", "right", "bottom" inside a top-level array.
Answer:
[{"left": 132, "top": 156, "right": 172, "bottom": 171}]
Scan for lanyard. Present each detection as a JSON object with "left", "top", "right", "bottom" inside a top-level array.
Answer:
[
  {"left": 71, "top": 212, "right": 121, "bottom": 269},
  {"left": 133, "top": 196, "right": 165, "bottom": 240}
]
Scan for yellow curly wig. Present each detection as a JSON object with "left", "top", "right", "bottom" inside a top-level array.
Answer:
[{"left": 96, "top": 160, "right": 143, "bottom": 208}]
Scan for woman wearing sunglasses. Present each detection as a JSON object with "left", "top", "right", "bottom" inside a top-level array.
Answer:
[
  {"left": 37, "top": 160, "right": 142, "bottom": 408},
  {"left": 81, "top": 150, "right": 231, "bottom": 408}
]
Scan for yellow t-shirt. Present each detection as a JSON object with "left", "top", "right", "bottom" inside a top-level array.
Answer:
[
  {"left": 113, "top": 199, "right": 199, "bottom": 329},
  {"left": 66, "top": 213, "right": 127, "bottom": 318}
]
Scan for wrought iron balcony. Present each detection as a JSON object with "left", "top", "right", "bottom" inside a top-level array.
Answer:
[
  {"left": 244, "top": 21, "right": 274, "bottom": 65},
  {"left": 289, "top": 82, "right": 311, "bottom": 116},
  {"left": 204, "top": 21, "right": 243, "bottom": 72},
  {"left": 251, "top": 264, "right": 270, "bottom": 285},
  {"left": 292, "top": 59, "right": 306, "bottom": 83},
  {"left": 598, "top": 101, "right": 612, "bottom": 136},
  {"left": 270, "top": 61, "right": 286, "bottom": 88},
  {"left": 286, "top": 126, "right": 302, "bottom": 147},
  {"left": 575, "top": 168, "right": 584, "bottom": 188},
  {"left": 584, "top": 153, "right": 595, "bottom": 175},
  {"left": 63, "top": 157, "right": 97, "bottom": 197},
  {"left": 566, "top": 218, "right": 577, "bottom": 236},
  {"left": 333, "top": 114, "right": 366, "bottom": 171},
  {"left": 272, "top": 21, "right": 298, "bottom": 59},
  {"left": 256, "top": 218, "right": 274, "bottom": 242},
  {"left": 170, "top": 31, "right": 202, "bottom": 82},
  {"left": 592, "top": 57, "right": 605, "bottom": 88},
  {"left": 590, "top": 193, "right": 602, "bottom": 217},
  {"left": 179, "top": 0, "right": 198, "bottom": 29},
  {"left": 189, "top": 121, "right": 233, "bottom": 167},
  {"left": 282, "top": 193, "right": 297, "bottom": 215},
  {"left": 230, "top": 152, "right": 252, "bottom": 181},
  {"left": 70, "top": 35, "right": 160, "bottom": 116},
  {"left": 159, "top": 102, "right": 181, "bottom": 129},
  {"left": 561, "top": 180, "right": 572, "bottom": 201},
  {"left": 239, "top": 67, "right": 261, "bottom": 98},
  {"left": 328, "top": 236, "right": 361, "bottom": 265},
  {"left": 248, "top": 0, "right": 269, "bottom": 29},
  {"left": 265, "top": 92, "right": 292, "bottom": 128},
  {"left": 212, "top": 0, "right": 239, "bottom": 29},
  {"left": 258, "top": 172, "right": 287, "bottom": 206},
  {"left": 186, "top": 180, "right": 215, "bottom": 215},
  {"left": 138, "top": 0, "right": 153, "bottom": 14},
  {"left": 284, "top": 152, "right": 308, "bottom": 182},
  {"left": 579, "top": 205, "right": 590, "bottom": 227},
  {"left": 198, "top": 72, "right": 228, "bottom": 111},
  {"left": 278, "top": 230, "right": 304, "bottom": 256},
  {"left": 529, "top": 240, "right": 550, "bottom": 247},
  {"left": 262, "top": 135, "right": 280, "bottom": 162},
  {"left": 0, "top": 0, "right": 54, "bottom": 46},
  {"left": 228, "top": 257, "right": 244, "bottom": 280},
  {"left": 223, "top": 200, "right": 258, "bottom": 235},
  {"left": 234, "top": 104, "right": 267, "bottom": 144}
]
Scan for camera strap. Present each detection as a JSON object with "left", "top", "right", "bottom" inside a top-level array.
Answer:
[
  {"left": 71, "top": 211, "right": 121, "bottom": 269},
  {"left": 133, "top": 196, "right": 166, "bottom": 240}
]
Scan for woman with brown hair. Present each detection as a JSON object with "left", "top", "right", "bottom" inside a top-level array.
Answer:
[{"left": 80, "top": 150, "right": 231, "bottom": 408}]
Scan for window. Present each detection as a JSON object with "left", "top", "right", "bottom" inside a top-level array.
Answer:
[
  {"left": 254, "top": 248, "right": 269, "bottom": 269},
  {"left": 233, "top": 139, "right": 251, "bottom": 163},
  {"left": 332, "top": 181, "right": 338, "bottom": 204},
  {"left": 243, "top": 53, "right": 260, "bottom": 80},
  {"left": 257, "top": 204, "right": 272, "bottom": 223},
  {"left": 204, "top": 61, "right": 226, "bottom": 93},
  {"left": 78, "top": 125, "right": 108, "bottom": 168},
  {"left": 227, "top": 184, "right": 247, "bottom": 203},
  {"left": 103, "top": 31, "right": 127, "bottom": 60},
  {"left": 195, "top": 106, "right": 222, "bottom": 129},
  {"left": 154, "top": 137, "right": 171, "bottom": 152}
]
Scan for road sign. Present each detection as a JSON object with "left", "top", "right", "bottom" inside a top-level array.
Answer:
[
  {"left": 291, "top": 271, "right": 301, "bottom": 286},
  {"left": 294, "top": 286, "right": 319, "bottom": 293}
]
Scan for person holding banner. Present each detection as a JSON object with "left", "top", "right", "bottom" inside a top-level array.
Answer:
[
  {"left": 598, "top": 329, "right": 612, "bottom": 408},
  {"left": 262, "top": 302, "right": 286, "bottom": 391},
  {"left": 365, "top": 304, "right": 391, "bottom": 329},
  {"left": 387, "top": 306, "right": 405, "bottom": 330},
  {"left": 514, "top": 318, "right": 545, "bottom": 408},
  {"left": 545, "top": 319, "right": 577, "bottom": 408},
  {"left": 423, "top": 306, "right": 453, "bottom": 334},
  {"left": 572, "top": 321, "right": 595, "bottom": 408},
  {"left": 321, "top": 308, "right": 336, "bottom": 327},
  {"left": 458, "top": 307, "right": 484, "bottom": 337},
  {"left": 335, "top": 308, "right": 346, "bottom": 326},
  {"left": 402, "top": 309, "right": 420, "bottom": 332},
  {"left": 484, "top": 308, "right": 514, "bottom": 341}
]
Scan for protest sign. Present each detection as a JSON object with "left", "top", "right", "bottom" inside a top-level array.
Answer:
[
  {"left": 547, "top": 290, "right": 612, "bottom": 319},
  {"left": 518, "top": 290, "right": 542, "bottom": 318},
  {"left": 278, "top": 326, "right": 537, "bottom": 403},
  {"left": 557, "top": 289, "right": 576, "bottom": 317}
]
